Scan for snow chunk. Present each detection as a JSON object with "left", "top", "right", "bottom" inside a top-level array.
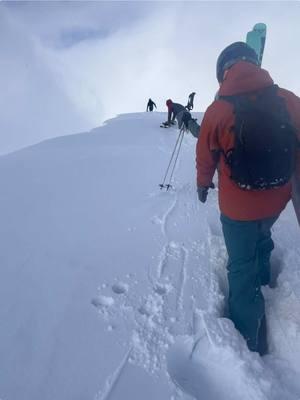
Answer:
[
  {"left": 153, "top": 282, "right": 172, "bottom": 295},
  {"left": 112, "top": 282, "right": 129, "bottom": 295},
  {"left": 91, "top": 296, "right": 115, "bottom": 308}
]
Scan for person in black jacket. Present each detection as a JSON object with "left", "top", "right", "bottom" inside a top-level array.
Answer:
[
  {"left": 185, "top": 92, "right": 196, "bottom": 111},
  {"left": 146, "top": 98, "right": 157, "bottom": 112}
]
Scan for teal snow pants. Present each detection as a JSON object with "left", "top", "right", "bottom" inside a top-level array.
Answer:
[{"left": 220, "top": 213, "right": 278, "bottom": 353}]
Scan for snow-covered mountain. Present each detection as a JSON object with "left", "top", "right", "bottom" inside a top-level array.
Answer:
[{"left": 0, "top": 112, "right": 299, "bottom": 400}]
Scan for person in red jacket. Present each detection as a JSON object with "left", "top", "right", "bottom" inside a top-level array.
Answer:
[
  {"left": 196, "top": 42, "right": 300, "bottom": 355},
  {"left": 163, "top": 99, "right": 187, "bottom": 127},
  {"left": 162, "top": 99, "right": 200, "bottom": 138}
]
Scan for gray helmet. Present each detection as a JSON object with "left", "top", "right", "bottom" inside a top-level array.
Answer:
[{"left": 216, "top": 42, "right": 259, "bottom": 83}]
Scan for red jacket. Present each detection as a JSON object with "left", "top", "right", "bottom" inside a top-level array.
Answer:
[{"left": 196, "top": 61, "right": 300, "bottom": 221}]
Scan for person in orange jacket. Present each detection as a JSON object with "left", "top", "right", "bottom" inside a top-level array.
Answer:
[{"left": 196, "top": 42, "right": 300, "bottom": 355}]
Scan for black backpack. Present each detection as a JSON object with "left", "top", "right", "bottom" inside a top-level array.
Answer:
[{"left": 220, "top": 85, "right": 298, "bottom": 190}]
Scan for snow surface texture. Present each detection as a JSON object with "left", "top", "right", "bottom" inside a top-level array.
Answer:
[{"left": 0, "top": 112, "right": 299, "bottom": 400}]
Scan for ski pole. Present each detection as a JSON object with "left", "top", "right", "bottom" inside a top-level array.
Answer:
[
  {"left": 165, "top": 128, "right": 185, "bottom": 189},
  {"left": 159, "top": 129, "right": 183, "bottom": 189},
  {"left": 159, "top": 129, "right": 184, "bottom": 190}
]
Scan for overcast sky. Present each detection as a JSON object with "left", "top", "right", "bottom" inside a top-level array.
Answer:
[{"left": 1, "top": 1, "right": 300, "bottom": 154}]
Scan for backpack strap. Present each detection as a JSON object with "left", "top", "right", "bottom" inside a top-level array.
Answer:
[{"left": 218, "top": 84, "right": 278, "bottom": 106}]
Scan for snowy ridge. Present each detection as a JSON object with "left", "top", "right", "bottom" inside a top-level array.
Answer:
[{"left": 0, "top": 112, "right": 299, "bottom": 400}]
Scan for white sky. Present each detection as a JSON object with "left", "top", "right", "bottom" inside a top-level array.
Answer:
[{"left": 1, "top": 1, "right": 300, "bottom": 154}]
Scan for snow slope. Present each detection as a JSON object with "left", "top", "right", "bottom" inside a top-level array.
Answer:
[{"left": 0, "top": 112, "right": 299, "bottom": 400}]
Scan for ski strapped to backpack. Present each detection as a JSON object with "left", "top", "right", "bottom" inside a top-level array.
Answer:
[{"left": 219, "top": 84, "right": 298, "bottom": 190}]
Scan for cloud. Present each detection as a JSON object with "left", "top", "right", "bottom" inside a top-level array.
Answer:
[
  {"left": 0, "top": 6, "right": 91, "bottom": 154},
  {"left": 1, "top": 1, "right": 300, "bottom": 154}
]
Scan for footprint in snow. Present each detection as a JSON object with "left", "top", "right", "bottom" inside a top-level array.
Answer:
[
  {"left": 112, "top": 282, "right": 129, "bottom": 295},
  {"left": 138, "top": 305, "right": 151, "bottom": 317},
  {"left": 153, "top": 282, "right": 172, "bottom": 295}
]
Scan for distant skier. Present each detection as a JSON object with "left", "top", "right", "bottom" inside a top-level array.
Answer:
[
  {"left": 185, "top": 92, "right": 196, "bottom": 111},
  {"left": 196, "top": 42, "right": 300, "bottom": 355},
  {"left": 146, "top": 98, "right": 157, "bottom": 112}
]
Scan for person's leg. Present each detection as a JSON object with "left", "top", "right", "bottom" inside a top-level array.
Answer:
[
  {"left": 187, "top": 119, "right": 200, "bottom": 138},
  {"left": 257, "top": 215, "right": 279, "bottom": 286},
  {"left": 177, "top": 110, "right": 193, "bottom": 131},
  {"left": 220, "top": 214, "right": 265, "bottom": 353},
  {"left": 176, "top": 110, "right": 184, "bottom": 129}
]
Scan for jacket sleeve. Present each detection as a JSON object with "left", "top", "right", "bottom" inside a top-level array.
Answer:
[{"left": 196, "top": 106, "right": 220, "bottom": 187}]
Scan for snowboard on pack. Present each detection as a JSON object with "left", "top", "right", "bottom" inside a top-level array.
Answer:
[{"left": 246, "top": 23, "right": 266, "bottom": 66}]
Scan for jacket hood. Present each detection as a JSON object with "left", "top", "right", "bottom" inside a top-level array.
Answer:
[{"left": 218, "top": 61, "right": 274, "bottom": 96}]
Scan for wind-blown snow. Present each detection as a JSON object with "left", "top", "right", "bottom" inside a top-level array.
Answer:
[{"left": 0, "top": 112, "right": 299, "bottom": 400}]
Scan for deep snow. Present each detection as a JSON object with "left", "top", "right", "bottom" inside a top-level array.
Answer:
[{"left": 0, "top": 112, "right": 299, "bottom": 400}]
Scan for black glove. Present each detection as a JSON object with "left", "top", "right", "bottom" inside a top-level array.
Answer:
[
  {"left": 197, "top": 183, "right": 215, "bottom": 203},
  {"left": 181, "top": 112, "right": 192, "bottom": 129}
]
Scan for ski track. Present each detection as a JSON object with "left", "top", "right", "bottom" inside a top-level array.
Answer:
[
  {"left": 119, "top": 156, "right": 231, "bottom": 398},
  {"left": 157, "top": 242, "right": 174, "bottom": 279},
  {"left": 95, "top": 347, "right": 132, "bottom": 400},
  {"left": 176, "top": 245, "right": 188, "bottom": 314},
  {"left": 154, "top": 182, "right": 191, "bottom": 321},
  {"left": 159, "top": 194, "right": 178, "bottom": 239},
  {"left": 93, "top": 138, "right": 195, "bottom": 398}
]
